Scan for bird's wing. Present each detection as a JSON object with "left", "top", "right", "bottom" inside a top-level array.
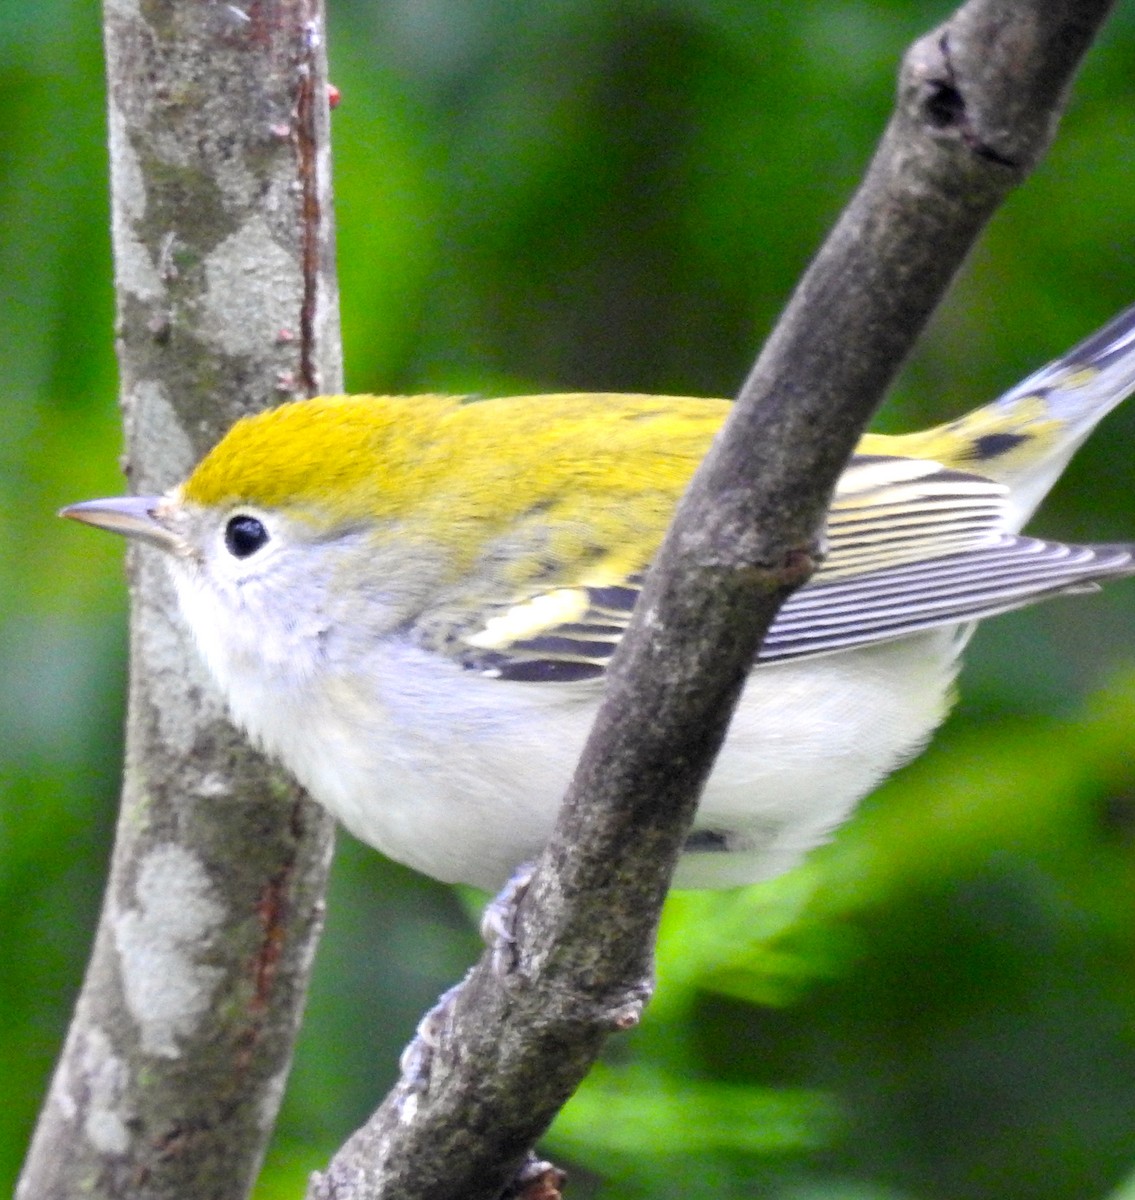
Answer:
[
  {"left": 413, "top": 456, "right": 1134, "bottom": 679},
  {"left": 758, "top": 536, "right": 1133, "bottom": 661},
  {"left": 820, "top": 454, "right": 1010, "bottom": 578}
]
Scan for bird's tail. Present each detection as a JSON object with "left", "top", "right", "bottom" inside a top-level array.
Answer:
[{"left": 882, "top": 301, "right": 1135, "bottom": 531}]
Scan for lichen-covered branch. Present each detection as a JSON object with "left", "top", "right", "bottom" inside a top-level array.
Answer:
[
  {"left": 18, "top": 3, "right": 341, "bottom": 1198},
  {"left": 307, "top": 2, "right": 1118, "bottom": 1198}
]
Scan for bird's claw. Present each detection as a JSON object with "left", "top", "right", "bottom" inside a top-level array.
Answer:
[{"left": 481, "top": 862, "right": 535, "bottom": 976}]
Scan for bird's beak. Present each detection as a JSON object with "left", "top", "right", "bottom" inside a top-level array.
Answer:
[{"left": 60, "top": 495, "right": 183, "bottom": 554}]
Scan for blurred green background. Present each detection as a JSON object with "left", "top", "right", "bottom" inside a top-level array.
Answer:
[{"left": 4, "top": 2, "right": 1135, "bottom": 1197}]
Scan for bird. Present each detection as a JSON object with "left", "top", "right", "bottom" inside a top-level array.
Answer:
[{"left": 62, "top": 303, "right": 1135, "bottom": 891}]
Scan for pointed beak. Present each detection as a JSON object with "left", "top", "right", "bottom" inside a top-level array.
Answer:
[{"left": 60, "top": 495, "right": 182, "bottom": 553}]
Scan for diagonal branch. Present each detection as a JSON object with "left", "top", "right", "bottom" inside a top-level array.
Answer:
[{"left": 307, "top": 2, "right": 1118, "bottom": 1198}]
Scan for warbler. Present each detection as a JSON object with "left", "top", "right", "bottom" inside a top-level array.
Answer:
[{"left": 64, "top": 305, "right": 1135, "bottom": 890}]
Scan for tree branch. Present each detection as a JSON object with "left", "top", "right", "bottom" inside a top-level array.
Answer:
[
  {"left": 307, "top": 2, "right": 1117, "bottom": 1198},
  {"left": 18, "top": 3, "right": 341, "bottom": 1198}
]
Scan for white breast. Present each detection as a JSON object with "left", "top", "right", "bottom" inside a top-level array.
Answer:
[{"left": 193, "top": 611, "right": 961, "bottom": 890}]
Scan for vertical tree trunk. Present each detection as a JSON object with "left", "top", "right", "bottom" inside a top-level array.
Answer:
[{"left": 19, "top": 3, "right": 341, "bottom": 1197}]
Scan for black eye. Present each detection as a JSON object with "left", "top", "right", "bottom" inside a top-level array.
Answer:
[{"left": 224, "top": 514, "right": 269, "bottom": 558}]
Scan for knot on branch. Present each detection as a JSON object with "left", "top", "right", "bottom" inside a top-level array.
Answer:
[
  {"left": 905, "top": 31, "right": 1021, "bottom": 170},
  {"left": 730, "top": 541, "right": 820, "bottom": 597},
  {"left": 601, "top": 979, "right": 653, "bottom": 1032},
  {"left": 501, "top": 1156, "right": 567, "bottom": 1200},
  {"left": 923, "top": 78, "right": 966, "bottom": 131},
  {"left": 768, "top": 544, "right": 819, "bottom": 591}
]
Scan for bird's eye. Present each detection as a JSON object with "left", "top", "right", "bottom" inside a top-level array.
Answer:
[{"left": 224, "top": 514, "right": 269, "bottom": 559}]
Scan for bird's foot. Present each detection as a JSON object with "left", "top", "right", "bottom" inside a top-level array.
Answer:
[{"left": 481, "top": 862, "right": 536, "bottom": 976}]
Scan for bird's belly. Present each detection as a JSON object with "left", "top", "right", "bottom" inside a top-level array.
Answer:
[
  {"left": 674, "top": 628, "right": 961, "bottom": 886},
  {"left": 249, "top": 629, "right": 961, "bottom": 891}
]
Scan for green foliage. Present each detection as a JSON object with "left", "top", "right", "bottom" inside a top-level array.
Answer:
[{"left": 4, "top": 1, "right": 1135, "bottom": 1197}]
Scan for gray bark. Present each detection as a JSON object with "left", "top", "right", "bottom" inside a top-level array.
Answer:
[
  {"left": 18, "top": 1, "right": 341, "bottom": 1198},
  {"left": 307, "top": 2, "right": 1118, "bottom": 1198}
]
